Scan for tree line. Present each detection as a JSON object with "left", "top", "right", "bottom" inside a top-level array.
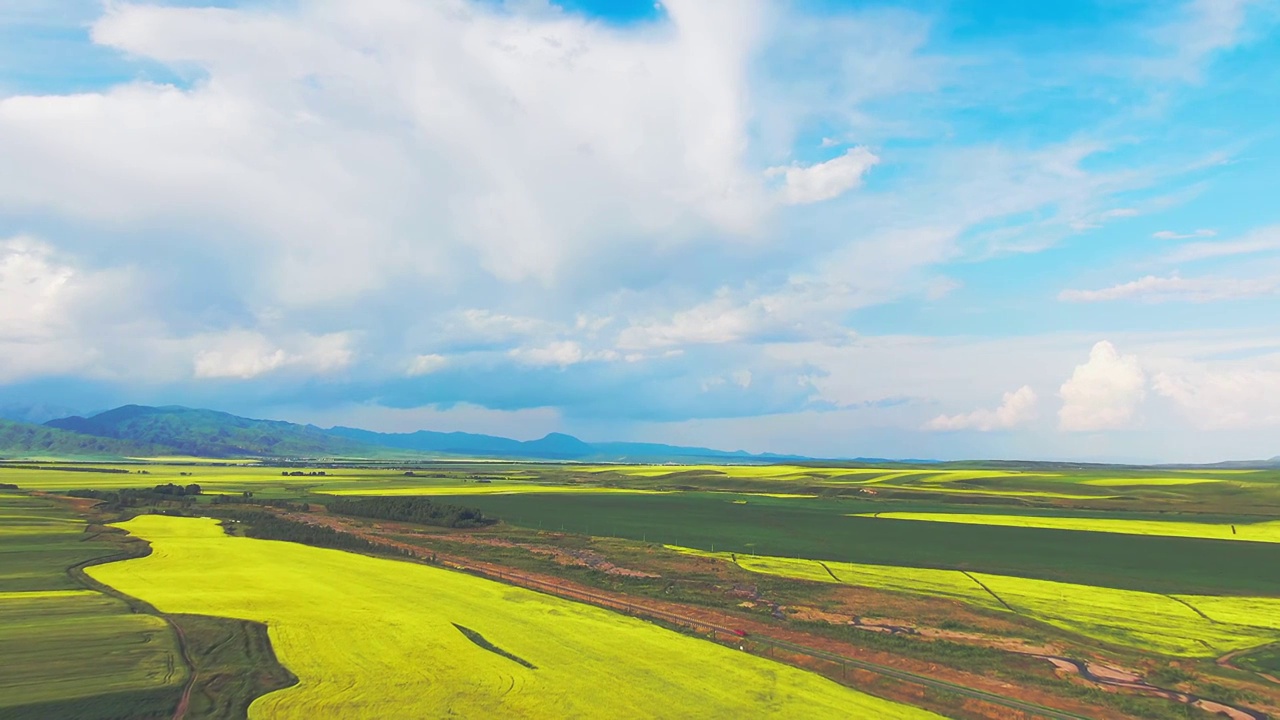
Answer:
[
  {"left": 215, "top": 510, "right": 412, "bottom": 558},
  {"left": 326, "top": 496, "right": 496, "bottom": 528},
  {"left": 67, "top": 483, "right": 202, "bottom": 508}
]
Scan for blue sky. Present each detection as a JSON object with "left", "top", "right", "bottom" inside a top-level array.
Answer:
[{"left": 2, "top": 0, "right": 1279, "bottom": 462}]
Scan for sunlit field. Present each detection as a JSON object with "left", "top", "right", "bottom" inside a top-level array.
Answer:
[
  {"left": 856, "top": 512, "right": 1280, "bottom": 543},
  {"left": 668, "top": 546, "right": 1280, "bottom": 657},
  {"left": 88, "top": 515, "right": 940, "bottom": 719}
]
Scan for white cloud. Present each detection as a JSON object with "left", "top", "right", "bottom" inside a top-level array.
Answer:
[
  {"left": 0, "top": 0, "right": 782, "bottom": 303},
  {"left": 1144, "top": 0, "right": 1262, "bottom": 81},
  {"left": 450, "top": 310, "right": 549, "bottom": 343},
  {"left": 616, "top": 281, "right": 865, "bottom": 351},
  {"left": 1163, "top": 225, "right": 1280, "bottom": 262},
  {"left": 1059, "top": 274, "right": 1280, "bottom": 303},
  {"left": 1058, "top": 341, "right": 1146, "bottom": 431},
  {"left": 193, "top": 330, "right": 354, "bottom": 379},
  {"left": 507, "top": 340, "right": 619, "bottom": 368},
  {"left": 1153, "top": 228, "right": 1216, "bottom": 240},
  {"left": 925, "top": 385, "right": 1037, "bottom": 431},
  {"left": 406, "top": 353, "right": 448, "bottom": 376},
  {"left": 274, "top": 401, "right": 563, "bottom": 438},
  {"left": 1153, "top": 364, "right": 1280, "bottom": 429},
  {"left": 0, "top": 236, "right": 75, "bottom": 341},
  {"left": 0, "top": 236, "right": 145, "bottom": 382},
  {"left": 765, "top": 146, "right": 879, "bottom": 205}
]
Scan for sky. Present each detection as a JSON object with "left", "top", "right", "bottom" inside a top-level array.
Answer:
[{"left": 1, "top": 0, "right": 1279, "bottom": 463}]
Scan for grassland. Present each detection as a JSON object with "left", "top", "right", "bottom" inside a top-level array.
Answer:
[
  {"left": 0, "top": 493, "right": 186, "bottom": 719},
  {"left": 858, "top": 512, "right": 1280, "bottom": 543},
  {"left": 668, "top": 546, "right": 1280, "bottom": 657},
  {"left": 88, "top": 515, "right": 942, "bottom": 719}
]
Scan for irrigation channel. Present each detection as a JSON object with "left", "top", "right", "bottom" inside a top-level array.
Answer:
[{"left": 283, "top": 512, "right": 1271, "bottom": 720}]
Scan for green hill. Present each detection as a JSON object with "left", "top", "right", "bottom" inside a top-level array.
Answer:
[
  {"left": 44, "top": 405, "right": 387, "bottom": 459},
  {"left": 0, "top": 419, "right": 173, "bottom": 459}
]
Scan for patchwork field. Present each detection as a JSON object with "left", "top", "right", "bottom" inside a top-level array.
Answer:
[
  {"left": 668, "top": 546, "right": 1280, "bottom": 657},
  {"left": 318, "top": 485, "right": 669, "bottom": 496},
  {"left": 0, "top": 591, "right": 180, "bottom": 712},
  {"left": 858, "top": 512, "right": 1280, "bottom": 544},
  {"left": 0, "top": 493, "right": 185, "bottom": 719},
  {"left": 458, "top": 491, "right": 1280, "bottom": 595},
  {"left": 87, "top": 515, "right": 940, "bottom": 719}
]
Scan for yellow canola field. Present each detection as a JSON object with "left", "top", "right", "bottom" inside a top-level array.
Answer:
[
  {"left": 89, "top": 516, "right": 940, "bottom": 720},
  {"left": 668, "top": 547, "right": 1280, "bottom": 657},
  {"left": 318, "top": 485, "right": 668, "bottom": 496},
  {"left": 857, "top": 512, "right": 1280, "bottom": 544},
  {"left": 1080, "top": 477, "right": 1222, "bottom": 486},
  {"left": 870, "top": 486, "right": 1117, "bottom": 500}
]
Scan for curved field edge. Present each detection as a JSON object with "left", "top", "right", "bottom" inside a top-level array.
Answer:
[
  {"left": 65, "top": 523, "right": 297, "bottom": 720},
  {"left": 856, "top": 512, "right": 1280, "bottom": 544},
  {"left": 666, "top": 546, "right": 1280, "bottom": 658},
  {"left": 0, "top": 494, "right": 187, "bottom": 719},
  {"left": 167, "top": 614, "right": 299, "bottom": 720},
  {"left": 87, "top": 515, "right": 942, "bottom": 720}
]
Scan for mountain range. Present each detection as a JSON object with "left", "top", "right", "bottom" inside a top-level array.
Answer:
[
  {"left": 0, "top": 404, "right": 808, "bottom": 463},
  {"left": 3, "top": 404, "right": 1277, "bottom": 467}
]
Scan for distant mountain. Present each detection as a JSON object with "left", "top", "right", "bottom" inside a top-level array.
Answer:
[
  {"left": 328, "top": 426, "right": 808, "bottom": 463},
  {"left": 0, "top": 418, "right": 172, "bottom": 459},
  {"left": 0, "top": 402, "right": 84, "bottom": 425},
  {"left": 45, "top": 405, "right": 384, "bottom": 459},
  {"left": 33, "top": 404, "right": 809, "bottom": 462}
]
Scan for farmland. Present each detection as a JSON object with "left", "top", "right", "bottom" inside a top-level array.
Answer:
[
  {"left": 0, "top": 492, "right": 186, "bottom": 720},
  {"left": 454, "top": 491, "right": 1280, "bottom": 595},
  {"left": 667, "top": 546, "right": 1280, "bottom": 656},
  {"left": 856, "top": 512, "right": 1280, "bottom": 543},
  {"left": 86, "top": 514, "right": 939, "bottom": 719},
  {"left": 5, "top": 458, "right": 1280, "bottom": 718}
]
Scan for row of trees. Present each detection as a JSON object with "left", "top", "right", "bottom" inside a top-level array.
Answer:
[
  {"left": 67, "top": 483, "right": 202, "bottom": 509},
  {"left": 327, "top": 496, "right": 495, "bottom": 528},
  {"left": 217, "top": 511, "right": 412, "bottom": 557},
  {"left": 209, "top": 493, "right": 309, "bottom": 511}
]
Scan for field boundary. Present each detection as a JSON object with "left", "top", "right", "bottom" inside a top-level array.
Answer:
[{"left": 434, "top": 558, "right": 1091, "bottom": 720}]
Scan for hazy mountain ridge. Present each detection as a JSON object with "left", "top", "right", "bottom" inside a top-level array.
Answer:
[
  {"left": 1, "top": 404, "right": 1273, "bottom": 466},
  {"left": 43, "top": 405, "right": 381, "bottom": 459},
  {"left": 326, "top": 427, "right": 802, "bottom": 462},
  {"left": 0, "top": 418, "right": 173, "bottom": 459},
  {"left": 8, "top": 404, "right": 808, "bottom": 462}
]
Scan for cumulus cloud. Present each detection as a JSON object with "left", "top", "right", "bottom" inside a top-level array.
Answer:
[
  {"left": 1058, "top": 341, "right": 1146, "bottom": 431},
  {"left": 406, "top": 354, "right": 448, "bottom": 377},
  {"left": 0, "top": 236, "right": 76, "bottom": 341},
  {"left": 193, "top": 331, "right": 354, "bottom": 379},
  {"left": 765, "top": 147, "right": 879, "bottom": 205},
  {"left": 925, "top": 386, "right": 1038, "bottom": 431},
  {"left": 1153, "top": 229, "right": 1215, "bottom": 240},
  {"left": 0, "top": 236, "right": 143, "bottom": 382},
  {"left": 1059, "top": 274, "right": 1280, "bottom": 303},
  {"left": 0, "top": 0, "right": 785, "bottom": 301},
  {"left": 507, "top": 340, "right": 620, "bottom": 368}
]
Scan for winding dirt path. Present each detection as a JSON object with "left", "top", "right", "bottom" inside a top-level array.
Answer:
[{"left": 169, "top": 621, "right": 196, "bottom": 720}]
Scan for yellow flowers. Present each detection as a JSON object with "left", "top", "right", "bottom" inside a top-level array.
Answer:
[
  {"left": 855, "top": 512, "right": 1280, "bottom": 544},
  {"left": 668, "top": 546, "right": 1280, "bottom": 657},
  {"left": 89, "top": 515, "right": 941, "bottom": 719}
]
